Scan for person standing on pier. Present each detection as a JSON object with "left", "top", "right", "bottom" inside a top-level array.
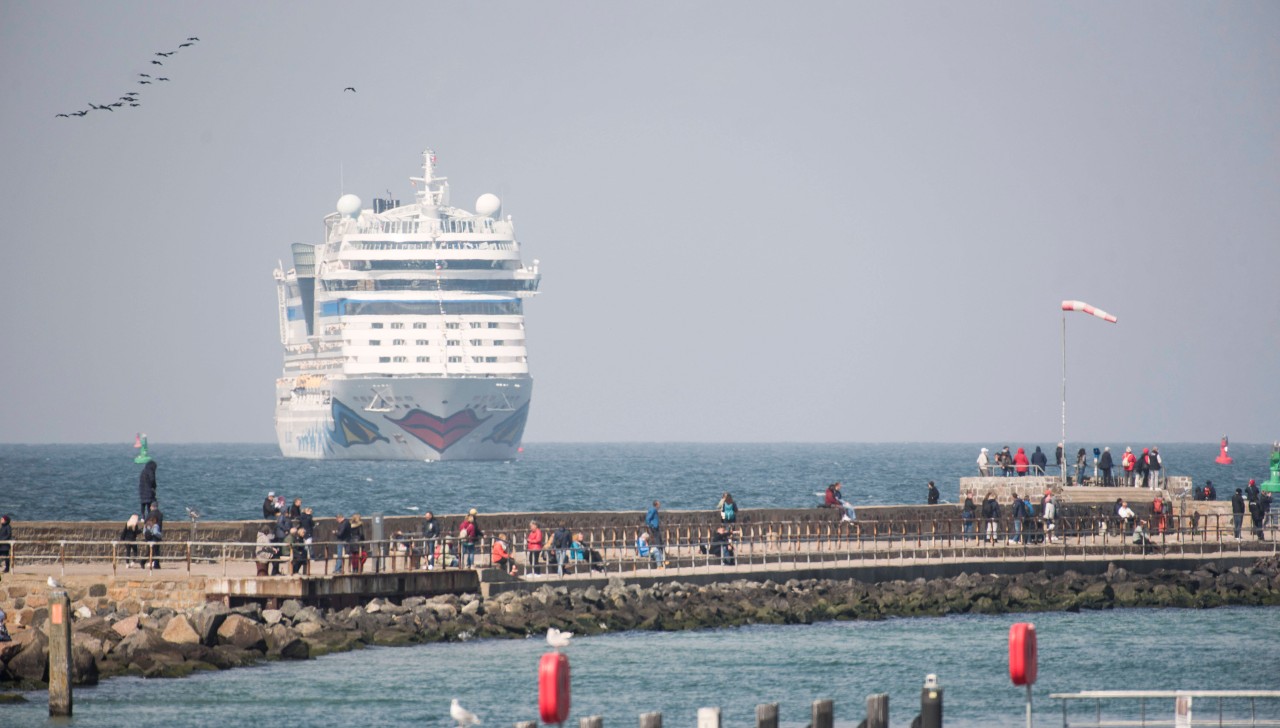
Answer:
[
  {"left": 1099, "top": 447, "right": 1115, "bottom": 487},
  {"left": 1231, "top": 488, "right": 1246, "bottom": 540},
  {"left": 138, "top": 460, "right": 158, "bottom": 517},
  {"left": 1148, "top": 447, "right": 1163, "bottom": 489},
  {"left": 459, "top": 513, "right": 478, "bottom": 568},
  {"left": 926, "top": 481, "right": 940, "bottom": 505},
  {"left": 348, "top": 514, "right": 366, "bottom": 573},
  {"left": 962, "top": 492, "right": 976, "bottom": 541},
  {"left": 0, "top": 515, "right": 12, "bottom": 573},
  {"left": 977, "top": 448, "right": 991, "bottom": 476},
  {"left": 982, "top": 491, "right": 1000, "bottom": 543},
  {"left": 1031, "top": 447, "right": 1048, "bottom": 475},
  {"left": 262, "top": 492, "right": 279, "bottom": 519},
  {"left": 1055, "top": 442, "right": 1064, "bottom": 471},
  {"left": 1014, "top": 447, "right": 1030, "bottom": 476},
  {"left": 120, "top": 514, "right": 142, "bottom": 568},
  {"left": 552, "top": 524, "right": 572, "bottom": 576},
  {"left": 1138, "top": 448, "right": 1151, "bottom": 489},
  {"left": 419, "top": 512, "right": 440, "bottom": 570},
  {"left": 1246, "top": 480, "right": 1263, "bottom": 540},
  {"left": 999, "top": 446, "right": 1014, "bottom": 476},
  {"left": 718, "top": 493, "right": 737, "bottom": 525},
  {"left": 333, "top": 513, "right": 350, "bottom": 574},
  {"left": 1075, "top": 448, "right": 1088, "bottom": 485},
  {"left": 1043, "top": 494, "right": 1058, "bottom": 542},
  {"left": 525, "top": 520, "right": 544, "bottom": 576},
  {"left": 1010, "top": 493, "right": 1026, "bottom": 543},
  {"left": 1122, "top": 447, "right": 1137, "bottom": 486}
]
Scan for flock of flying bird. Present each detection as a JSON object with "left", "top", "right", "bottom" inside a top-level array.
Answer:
[{"left": 54, "top": 37, "right": 200, "bottom": 118}]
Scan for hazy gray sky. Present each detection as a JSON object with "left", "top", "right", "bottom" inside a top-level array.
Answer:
[{"left": 2, "top": 1, "right": 1277, "bottom": 445}]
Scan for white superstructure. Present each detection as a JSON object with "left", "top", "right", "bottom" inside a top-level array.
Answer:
[{"left": 273, "top": 149, "right": 540, "bottom": 460}]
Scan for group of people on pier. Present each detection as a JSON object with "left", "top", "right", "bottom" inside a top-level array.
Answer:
[{"left": 977, "top": 444, "right": 1166, "bottom": 488}]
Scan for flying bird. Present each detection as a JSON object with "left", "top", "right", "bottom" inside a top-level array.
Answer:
[
  {"left": 129, "top": 103, "right": 140, "bottom": 107},
  {"left": 187, "top": 36, "right": 200, "bottom": 41},
  {"left": 546, "top": 626, "right": 573, "bottom": 650},
  {"left": 151, "top": 60, "right": 163, "bottom": 65},
  {"left": 179, "top": 42, "right": 193, "bottom": 48},
  {"left": 48, "top": 576, "right": 64, "bottom": 589},
  {"left": 157, "top": 77, "right": 170, "bottom": 81},
  {"left": 56, "top": 113, "right": 70, "bottom": 118},
  {"left": 450, "top": 699, "right": 481, "bottom": 727},
  {"left": 343, "top": 87, "right": 356, "bottom": 93},
  {"left": 139, "top": 80, "right": 152, "bottom": 85},
  {"left": 139, "top": 73, "right": 151, "bottom": 78},
  {"left": 155, "top": 51, "right": 174, "bottom": 57},
  {"left": 101, "top": 106, "right": 115, "bottom": 111},
  {"left": 72, "top": 110, "right": 88, "bottom": 117}
]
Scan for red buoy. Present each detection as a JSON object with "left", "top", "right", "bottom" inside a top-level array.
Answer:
[
  {"left": 1216, "top": 436, "right": 1233, "bottom": 465},
  {"left": 539, "top": 652, "right": 570, "bottom": 723},
  {"left": 1009, "top": 622, "right": 1037, "bottom": 686}
]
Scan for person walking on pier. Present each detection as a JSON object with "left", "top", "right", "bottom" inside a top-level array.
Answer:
[
  {"left": 1098, "top": 447, "right": 1114, "bottom": 487},
  {"left": 926, "top": 481, "right": 940, "bottom": 505},
  {"left": 138, "top": 460, "right": 158, "bottom": 517},
  {"left": 1232, "top": 488, "right": 1246, "bottom": 540},
  {"left": 333, "top": 513, "right": 350, "bottom": 574}
]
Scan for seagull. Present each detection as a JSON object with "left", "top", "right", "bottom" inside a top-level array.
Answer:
[
  {"left": 155, "top": 51, "right": 174, "bottom": 57},
  {"left": 151, "top": 60, "right": 163, "bottom": 66},
  {"left": 139, "top": 73, "right": 151, "bottom": 78},
  {"left": 187, "top": 36, "right": 200, "bottom": 41},
  {"left": 129, "top": 103, "right": 140, "bottom": 107},
  {"left": 157, "top": 77, "right": 170, "bottom": 81},
  {"left": 343, "top": 87, "right": 356, "bottom": 93},
  {"left": 546, "top": 626, "right": 573, "bottom": 650},
  {"left": 72, "top": 110, "right": 88, "bottom": 117},
  {"left": 179, "top": 42, "right": 193, "bottom": 48},
  {"left": 56, "top": 113, "right": 69, "bottom": 118},
  {"left": 109, "top": 102, "right": 124, "bottom": 107},
  {"left": 48, "top": 576, "right": 64, "bottom": 589},
  {"left": 139, "top": 80, "right": 151, "bottom": 85},
  {"left": 451, "top": 699, "right": 481, "bottom": 727}
]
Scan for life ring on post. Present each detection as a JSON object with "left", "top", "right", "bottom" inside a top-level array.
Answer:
[
  {"left": 539, "top": 651, "right": 570, "bottom": 723},
  {"left": 1009, "top": 622, "right": 1038, "bottom": 686}
]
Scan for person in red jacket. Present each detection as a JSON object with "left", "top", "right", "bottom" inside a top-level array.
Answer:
[
  {"left": 525, "top": 520, "right": 544, "bottom": 576},
  {"left": 1014, "top": 447, "right": 1030, "bottom": 476}
]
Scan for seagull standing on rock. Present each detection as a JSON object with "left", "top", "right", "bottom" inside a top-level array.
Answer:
[
  {"left": 47, "top": 576, "right": 64, "bottom": 589},
  {"left": 451, "top": 698, "right": 481, "bottom": 726}
]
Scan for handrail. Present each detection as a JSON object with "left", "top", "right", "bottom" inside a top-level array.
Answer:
[{"left": 0, "top": 512, "right": 1273, "bottom": 578}]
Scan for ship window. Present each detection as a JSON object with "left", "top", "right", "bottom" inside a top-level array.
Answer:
[
  {"left": 470, "top": 322, "right": 482, "bottom": 328},
  {"left": 393, "top": 356, "right": 406, "bottom": 363},
  {"left": 494, "top": 340, "right": 504, "bottom": 346},
  {"left": 447, "top": 340, "right": 459, "bottom": 346},
  {"left": 470, "top": 339, "right": 482, "bottom": 346},
  {"left": 446, "top": 323, "right": 460, "bottom": 329},
  {"left": 416, "top": 356, "right": 430, "bottom": 363},
  {"left": 369, "top": 340, "right": 381, "bottom": 346},
  {"left": 390, "top": 322, "right": 404, "bottom": 329},
  {"left": 472, "top": 356, "right": 484, "bottom": 363},
  {"left": 393, "top": 339, "right": 405, "bottom": 345},
  {"left": 448, "top": 356, "right": 461, "bottom": 363},
  {"left": 379, "top": 356, "right": 391, "bottom": 363},
  {"left": 485, "top": 357, "right": 497, "bottom": 363},
  {"left": 413, "top": 322, "right": 427, "bottom": 329},
  {"left": 416, "top": 339, "right": 429, "bottom": 346},
  {"left": 371, "top": 323, "right": 384, "bottom": 329},
  {"left": 488, "top": 322, "right": 499, "bottom": 328}
]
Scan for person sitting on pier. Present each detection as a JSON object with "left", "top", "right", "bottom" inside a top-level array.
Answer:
[
  {"left": 1132, "top": 520, "right": 1159, "bottom": 551},
  {"left": 823, "top": 482, "right": 857, "bottom": 522},
  {"left": 1116, "top": 500, "right": 1136, "bottom": 537},
  {"left": 491, "top": 533, "right": 518, "bottom": 576},
  {"left": 636, "top": 530, "right": 664, "bottom": 568},
  {"left": 709, "top": 526, "right": 736, "bottom": 566},
  {"left": 143, "top": 510, "right": 163, "bottom": 569}
]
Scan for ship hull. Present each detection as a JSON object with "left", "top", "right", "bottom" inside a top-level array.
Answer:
[{"left": 275, "top": 376, "right": 532, "bottom": 461}]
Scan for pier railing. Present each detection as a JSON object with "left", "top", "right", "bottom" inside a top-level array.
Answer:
[
  {"left": 1, "top": 511, "right": 1274, "bottom": 578},
  {"left": 1050, "top": 689, "right": 1280, "bottom": 727}
]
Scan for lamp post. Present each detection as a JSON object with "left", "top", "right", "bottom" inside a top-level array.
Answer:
[{"left": 1060, "top": 301, "right": 1118, "bottom": 486}]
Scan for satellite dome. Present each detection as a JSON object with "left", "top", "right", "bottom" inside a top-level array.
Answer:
[
  {"left": 336, "top": 194, "right": 362, "bottom": 217},
  {"left": 475, "top": 193, "right": 501, "bottom": 218}
]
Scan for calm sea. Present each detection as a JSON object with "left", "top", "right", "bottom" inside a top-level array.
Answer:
[
  {"left": 4, "top": 606, "right": 1275, "bottom": 726},
  {"left": 0, "top": 442, "right": 1272, "bottom": 523}
]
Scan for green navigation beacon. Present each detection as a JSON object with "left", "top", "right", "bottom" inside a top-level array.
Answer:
[
  {"left": 1262, "top": 441, "right": 1280, "bottom": 494},
  {"left": 133, "top": 433, "right": 153, "bottom": 464}
]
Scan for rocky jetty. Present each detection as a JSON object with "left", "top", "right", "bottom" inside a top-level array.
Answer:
[{"left": 3, "top": 557, "right": 1277, "bottom": 690}]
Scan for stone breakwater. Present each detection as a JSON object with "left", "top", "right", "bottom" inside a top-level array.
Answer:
[{"left": 2, "top": 556, "right": 1278, "bottom": 690}]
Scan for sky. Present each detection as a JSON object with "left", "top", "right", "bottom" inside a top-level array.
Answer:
[{"left": 1, "top": 1, "right": 1277, "bottom": 446}]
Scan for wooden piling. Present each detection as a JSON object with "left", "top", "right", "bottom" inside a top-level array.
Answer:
[
  {"left": 515, "top": 721, "right": 537, "bottom": 728},
  {"left": 811, "top": 698, "right": 834, "bottom": 728},
  {"left": 639, "top": 711, "right": 663, "bottom": 728},
  {"left": 579, "top": 716, "right": 604, "bottom": 728},
  {"left": 47, "top": 590, "right": 72, "bottom": 716},
  {"left": 696, "top": 706, "right": 721, "bottom": 728},
  {"left": 755, "top": 702, "right": 779, "bottom": 728},
  {"left": 865, "top": 693, "right": 889, "bottom": 728}
]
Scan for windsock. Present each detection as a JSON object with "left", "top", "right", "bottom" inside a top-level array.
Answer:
[{"left": 1061, "top": 300, "right": 1117, "bottom": 323}]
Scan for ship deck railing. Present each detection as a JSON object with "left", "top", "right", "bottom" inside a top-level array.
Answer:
[{"left": 1049, "top": 689, "right": 1280, "bottom": 727}]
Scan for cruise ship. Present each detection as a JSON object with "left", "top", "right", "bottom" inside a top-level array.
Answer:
[{"left": 273, "top": 149, "right": 540, "bottom": 460}]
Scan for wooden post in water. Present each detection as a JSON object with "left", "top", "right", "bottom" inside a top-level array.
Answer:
[
  {"left": 48, "top": 589, "right": 72, "bottom": 717},
  {"left": 639, "top": 711, "right": 663, "bottom": 728},
  {"left": 811, "top": 699, "right": 833, "bottom": 728},
  {"left": 865, "top": 693, "right": 889, "bottom": 728},
  {"left": 697, "top": 707, "right": 721, "bottom": 728},
  {"left": 579, "top": 716, "right": 604, "bottom": 728},
  {"left": 515, "top": 721, "right": 537, "bottom": 728},
  {"left": 755, "top": 702, "right": 779, "bottom": 728}
]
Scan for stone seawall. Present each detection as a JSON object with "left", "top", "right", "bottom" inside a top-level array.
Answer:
[{"left": 2, "top": 555, "right": 1276, "bottom": 690}]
